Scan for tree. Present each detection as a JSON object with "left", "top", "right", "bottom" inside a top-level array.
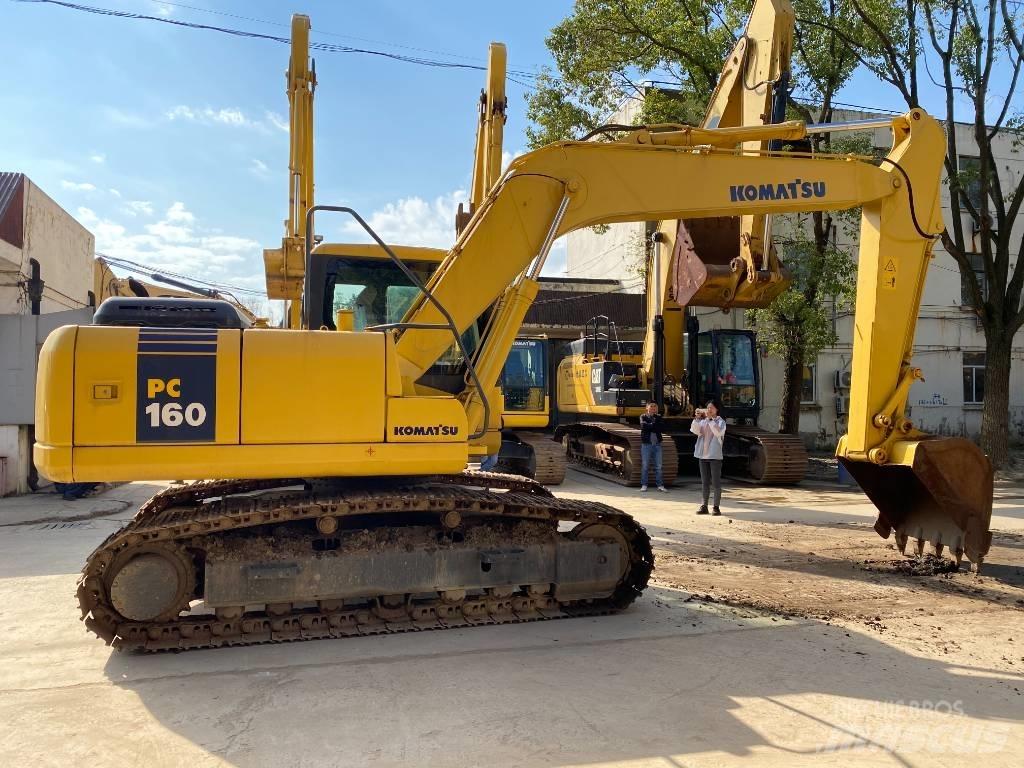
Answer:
[
  {"left": 813, "top": 0, "right": 1024, "bottom": 467},
  {"left": 746, "top": 162, "right": 862, "bottom": 435},
  {"left": 526, "top": 0, "right": 868, "bottom": 434}
]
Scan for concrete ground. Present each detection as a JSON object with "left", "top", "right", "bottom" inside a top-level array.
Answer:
[{"left": 0, "top": 474, "right": 1021, "bottom": 767}]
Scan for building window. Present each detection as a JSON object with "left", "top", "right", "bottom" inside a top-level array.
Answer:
[
  {"left": 962, "top": 352, "right": 985, "bottom": 404},
  {"left": 960, "top": 252, "right": 987, "bottom": 306},
  {"left": 801, "top": 363, "right": 816, "bottom": 404},
  {"left": 958, "top": 155, "right": 983, "bottom": 211}
]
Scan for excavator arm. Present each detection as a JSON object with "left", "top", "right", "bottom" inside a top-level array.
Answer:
[
  {"left": 390, "top": 110, "right": 990, "bottom": 565},
  {"left": 643, "top": 0, "right": 794, "bottom": 389},
  {"left": 263, "top": 14, "right": 316, "bottom": 329},
  {"left": 457, "top": 43, "right": 507, "bottom": 234}
]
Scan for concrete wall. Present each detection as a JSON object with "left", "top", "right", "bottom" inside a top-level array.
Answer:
[
  {"left": 0, "top": 176, "right": 94, "bottom": 494},
  {"left": 0, "top": 308, "right": 93, "bottom": 495},
  {"left": 566, "top": 221, "right": 647, "bottom": 290},
  {"left": 563, "top": 106, "right": 1024, "bottom": 448},
  {"left": 0, "top": 176, "right": 95, "bottom": 315}
]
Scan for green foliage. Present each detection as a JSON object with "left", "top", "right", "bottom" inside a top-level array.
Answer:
[
  {"left": 746, "top": 230, "right": 857, "bottom": 364},
  {"left": 526, "top": 0, "right": 872, "bottom": 146},
  {"left": 525, "top": 0, "right": 751, "bottom": 147}
]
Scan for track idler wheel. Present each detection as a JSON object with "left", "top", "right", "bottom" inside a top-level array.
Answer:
[{"left": 105, "top": 544, "right": 195, "bottom": 622}]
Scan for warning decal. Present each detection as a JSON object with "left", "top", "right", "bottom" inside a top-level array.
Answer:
[{"left": 882, "top": 258, "right": 897, "bottom": 290}]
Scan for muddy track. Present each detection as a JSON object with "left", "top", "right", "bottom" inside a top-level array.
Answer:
[
  {"left": 515, "top": 432, "right": 568, "bottom": 485},
  {"left": 562, "top": 422, "right": 680, "bottom": 487},
  {"left": 77, "top": 471, "right": 653, "bottom": 651},
  {"left": 726, "top": 426, "right": 808, "bottom": 484}
]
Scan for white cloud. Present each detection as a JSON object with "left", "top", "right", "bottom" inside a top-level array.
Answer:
[
  {"left": 90, "top": 153, "right": 106, "bottom": 164},
  {"left": 78, "top": 202, "right": 260, "bottom": 282},
  {"left": 61, "top": 180, "right": 97, "bottom": 192},
  {"left": 153, "top": 2, "right": 172, "bottom": 16},
  {"left": 146, "top": 220, "right": 193, "bottom": 244},
  {"left": 265, "top": 111, "right": 289, "bottom": 132},
  {"left": 108, "top": 188, "right": 121, "bottom": 198},
  {"left": 250, "top": 158, "right": 270, "bottom": 178},
  {"left": 341, "top": 190, "right": 464, "bottom": 250},
  {"left": 339, "top": 187, "right": 566, "bottom": 277},
  {"left": 165, "top": 201, "right": 194, "bottom": 223},
  {"left": 165, "top": 105, "right": 282, "bottom": 130},
  {"left": 123, "top": 200, "right": 154, "bottom": 217},
  {"left": 165, "top": 105, "right": 249, "bottom": 126},
  {"left": 500, "top": 148, "right": 525, "bottom": 174}
]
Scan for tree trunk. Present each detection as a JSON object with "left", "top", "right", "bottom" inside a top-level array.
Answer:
[
  {"left": 980, "top": 327, "right": 1011, "bottom": 469},
  {"left": 779, "top": 349, "right": 804, "bottom": 435}
]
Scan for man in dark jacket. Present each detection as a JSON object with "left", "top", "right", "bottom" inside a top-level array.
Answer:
[{"left": 639, "top": 402, "right": 667, "bottom": 492}]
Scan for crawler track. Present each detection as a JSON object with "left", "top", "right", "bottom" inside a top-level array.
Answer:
[
  {"left": 77, "top": 471, "right": 653, "bottom": 651},
  {"left": 727, "top": 426, "right": 808, "bottom": 484},
  {"left": 558, "top": 423, "right": 679, "bottom": 487},
  {"left": 513, "top": 431, "right": 567, "bottom": 485}
]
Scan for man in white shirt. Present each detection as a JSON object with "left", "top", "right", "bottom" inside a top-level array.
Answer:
[{"left": 691, "top": 399, "right": 726, "bottom": 515}]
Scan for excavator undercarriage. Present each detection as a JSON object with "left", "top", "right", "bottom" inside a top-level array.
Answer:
[{"left": 78, "top": 472, "right": 651, "bottom": 651}]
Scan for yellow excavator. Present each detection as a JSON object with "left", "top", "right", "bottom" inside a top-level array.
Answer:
[
  {"left": 35, "top": 13, "right": 992, "bottom": 651},
  {"left": 266, "top": 29, "right": 566, "bottom": 484},
  {"left": 555, "top": 0, "right": 807, "bottom": 486}
]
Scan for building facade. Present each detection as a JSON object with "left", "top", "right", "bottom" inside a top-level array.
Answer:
[
  {"left": 0, "top": 173, "right": 95, "bottom": 495},
  {"left": 565, "top": 108, "right": 1024, "bottom": 448}
]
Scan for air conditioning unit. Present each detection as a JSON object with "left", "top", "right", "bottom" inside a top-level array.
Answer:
[
  {"left": 834, "top": 395, "right": 851, "bottom": 416},
  {"left": 834, "top": 370, "right": 853, "bottom": 390}
]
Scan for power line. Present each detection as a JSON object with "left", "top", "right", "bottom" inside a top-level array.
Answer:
[
  {"left": 97, "top": 253, "right": 266, "bottom": 296},
  {"left": 15, "top": 0, "right": 543, "bottom": 80},
  {"left": 151, "top": 0, "right": 541, "bottom": 70}
]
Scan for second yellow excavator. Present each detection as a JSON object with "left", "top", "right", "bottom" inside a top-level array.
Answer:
[
  {"left": 555, "top": 0, "right": 807, "bottom": 486},
  {"left": 36, "top": 12, "right": 992, "bottom": 652}
]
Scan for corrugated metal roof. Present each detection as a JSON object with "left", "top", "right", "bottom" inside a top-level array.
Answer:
[
  {"left": 523, "top": 289, "right": 644, "bottom": 330},
  {"left": 0, "top": 172, "right": 26, "bottom": 249}
]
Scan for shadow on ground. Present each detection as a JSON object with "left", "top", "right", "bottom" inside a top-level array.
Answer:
[{"left": 94, "top": 586, "right": 1023, "bottom": 767}]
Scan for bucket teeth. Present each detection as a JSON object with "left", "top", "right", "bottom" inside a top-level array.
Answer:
[
  {"left": 895, "top": 532, "right": 909, "bottom": 555},
  {"left": 915, "top": 538, "right": 926, "bottom": 557},
  {"left": 954, "top": 548, "right": 964, "bottom": 567}
]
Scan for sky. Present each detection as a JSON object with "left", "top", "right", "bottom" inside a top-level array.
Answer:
[
  {"left": 0, "top": 0, "right": 573, "bottom": 309},
  {"left": 0, "top": 0, "right": 1001, "bottom": 314}
]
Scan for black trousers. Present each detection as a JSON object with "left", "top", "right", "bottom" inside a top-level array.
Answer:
[{"left": 699, "top": 459, "right": 723, "bottom": 507}]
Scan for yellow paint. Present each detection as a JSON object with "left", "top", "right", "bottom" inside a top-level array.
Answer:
[
  {"left": 56, "top": 443, "right": 467, "bottom": 483},
  {"left": 240, "top": 329, "right": 385, "bottom": 444},
  {"left": 34, "top": 324, "right": 75, "bottom": 449},
  {"left": 386, "top": 397, "right": 467, "bottom": 443},
  {"left": 72, "top": 327, "right": 137, "bottom": 446}
]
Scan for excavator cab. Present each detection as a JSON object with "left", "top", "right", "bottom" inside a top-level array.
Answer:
[
  {"left": 689, "top": 329, "right": 760, "bottom": 420},
  {"left": 502, "top": 338, "right": 547, "bottom": 417},
  {"left": 572, "top": 316, "right": 649, "bottom": 412},
  {"left": 304, "top": 244, "right": 481, "bottom": 394}
]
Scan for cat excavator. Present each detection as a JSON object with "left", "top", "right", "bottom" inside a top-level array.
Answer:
[
  {"left": 555, "top": 0, "right": 807, "bottom": 485},
  {"left": 35, "top": 12, "right": 992, "bottom": 651}
]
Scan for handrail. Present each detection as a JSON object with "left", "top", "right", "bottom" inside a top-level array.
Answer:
[{"left": 303, "top": 204, "right": 491, "bottom": 441}]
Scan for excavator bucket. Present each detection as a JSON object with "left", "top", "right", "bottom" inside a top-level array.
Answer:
[
  {"left": 838, "top": 437, "right": 993, "bottom": 570},
  {"left": 670, "top": 218, "right": 792, "bottom": 308}
]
